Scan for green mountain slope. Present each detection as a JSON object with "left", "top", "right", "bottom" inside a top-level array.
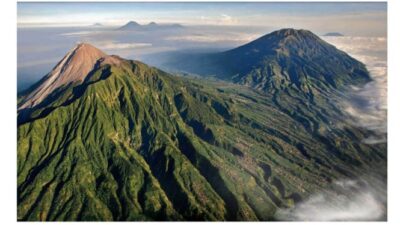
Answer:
[
  {"left": 164, "top": 29, "right": 370, "bottom": 94},
  {"left": 17, "top": 43, "right": 386, "bottom": 221},
  {"left": 162, "top": 28, "right": 375, "bottom": 144}
]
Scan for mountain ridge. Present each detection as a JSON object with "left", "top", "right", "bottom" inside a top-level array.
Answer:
[
  {"left": 163, "top": 28, "right": 370, "bottom": 95},
  {"left": 323, "top": 32, "right": 344, "bottom": 36},
  {"left": 17, "top": 33, "right": 386, "bottom": 221},
  {"left": 18, "top": 43, "right": 107, "bottom": 110},
  {"left": 117, "top": 21, "right": 184, "bottom": 31}
]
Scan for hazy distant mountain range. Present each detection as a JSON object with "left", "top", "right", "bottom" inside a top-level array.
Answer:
[
  {"left": 17, "top": 29, "right": 386, "bottom": 221},
  {"left": 92, "top": 23, "right": 103, "bottom": 27},
  {"left": 117, "top": 21, "right": 185, "bottom": 31},
  {"left": 323, "top": 32, "right": 344, "bottom": 36}
]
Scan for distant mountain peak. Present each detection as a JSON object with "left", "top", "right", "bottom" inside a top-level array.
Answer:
[
  {"left": 148, "top": 22, "right": 157, "bottom": 26},
  {"left": 274, "top": 28, "right": 308, "bottom": 35},
  {"left": 226, "top": 28, "right": 322, "bottom": 56},
  {"left": 126, "top": 21, "right": 140, "bottom": 26},
  {"left": 323, "top": 32, "right": 344, "bottom": 37},
  {"left": 118, "top": 20, "right": 184, "bottom": 31},
  {"left": 225, "top": 28, "right": 369, "bottom": 89},
  {"left": 257, "top": 28, "right": 319, "bottom": 43},
  {"left": 117, "top": 21, "right": 141, "bottom": 30},
  {"left": 18, "top": 43, "right": 107, "bottom": 110},
  {"left": 168, "top": 28, "right": 370, "bottom": 93}
]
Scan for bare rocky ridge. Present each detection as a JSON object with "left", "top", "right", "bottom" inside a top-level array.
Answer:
[{"left": 18, "top": 43, "right": 107, "bottom": 110}]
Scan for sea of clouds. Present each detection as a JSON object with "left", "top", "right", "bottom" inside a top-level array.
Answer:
[
  {"left": 324, "top": 36, "right": 387, "bottom": 141},
  {"left": 17, "top": 25, "right": 266, "bottom": 91},
  {"left": 274, "top": 36, "right": 387, "bottom": 221},
  {"left": 275, "top": 178, "right": 387, "bottom": 221}
]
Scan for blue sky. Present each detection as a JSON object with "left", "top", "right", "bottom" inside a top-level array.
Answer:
[{"left": 18, "top": 2, "right": 386, "bottom": 35}]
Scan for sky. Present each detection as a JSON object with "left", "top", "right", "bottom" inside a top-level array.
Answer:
[
  {"left": 17, "top": 2, "right": 387, "bottom": 91},
  {"left": 18, "top": 2, "right": 387, "bottom": 36}
]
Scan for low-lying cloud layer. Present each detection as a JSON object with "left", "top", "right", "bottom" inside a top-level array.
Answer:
[
  {"left": 92, "top": 41, "right": 152, "bottom": 50},
  {"left": 275, "top": 179, "right": 387, "bottom": 221},
  {"left": 18, "top": 29, "right": 387, "bottom": 134},
  {"left": 17, "top": 25, "right": 265, "bottom": 90},
  {"left": 274, "top": 37, "right": 387, "bottom": 222},
  {"left": 323, "top": 36, "right": 387, "bottom": 142},
  {"left": 165, "top": 33, "right": 259, "bottom": 43}
]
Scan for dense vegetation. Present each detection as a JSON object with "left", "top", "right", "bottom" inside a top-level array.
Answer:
[{"left": 17, "top": 29, "right": 386, "bottom": 221}]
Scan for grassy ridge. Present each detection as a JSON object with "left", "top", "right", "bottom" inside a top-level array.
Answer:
[{"left": 17, "top": 59, "right": 386, "bottom": 221}]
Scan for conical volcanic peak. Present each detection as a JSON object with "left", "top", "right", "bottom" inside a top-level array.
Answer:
[
  {"left": 18, "top": 43, "right": 107, "bottom": 110},
  {"left": 269, "top": 28, "right": 322, "bottom": 45},
  {"left": 118, "top": 21, "right": 141, "bottom": 30},
  {"left": 228, "top": 28, "right": 324, "bottom": 56},
  {"left": 73, "top": 42, "right": 106, "bottom": 58},
  {"left": 271, "top": 28, "right": 315, "bottom": 37},
  {"left": 166, "top": 28, "right": 370, "bottom": 92},
  {"left": 148, "top": 22, "right": 157, "bottom": 26},
  {"left": 58, "top": 42, "right": 107, "bottom": 82},
  {"left": 260, "top": 28, "right": 319, "bottom": 41},
  {"left": 220, "top": 28, "right": 369, "bottom": 89}
]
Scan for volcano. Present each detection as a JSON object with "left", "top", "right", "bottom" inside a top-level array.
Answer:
[{"left": 17, "top": 36, "right": 386, "bottom": 221}]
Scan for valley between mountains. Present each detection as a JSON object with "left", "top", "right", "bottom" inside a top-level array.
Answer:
[{"left": 17, "top": 29, "right": 386, "bottom": 221}]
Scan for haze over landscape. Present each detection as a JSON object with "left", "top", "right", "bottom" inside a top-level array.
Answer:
[
  {"left": 17, "top": 2, "right": 386, "bottom": 90},
  {"left": 17, "top": 2, "right": 387, "bottom": 221}
]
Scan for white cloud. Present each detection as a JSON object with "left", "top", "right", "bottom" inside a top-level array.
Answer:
[
  {"left": 275, "top": 179, "right": 386, "bottom": 221},
  {"left": 165, "top": 33, "right": 258, "bottom": 43},
  {"left": 198, "top": 14, "right": 239, "bottom": 26},
  {"left": 74, "top": 40, "right": 152, "bottom": 51},
  {"left": 323, "top": 36, "right": 387, "bottom": 136},
  {"left": 87, "top": 41, "right": 153, "bottom": 58},
  {"left": 274, "top": 38, "right": 387, "bottom": 221},
  {"left": 18, "top": 58, "right": 57, "bottom": 68},
  {"left": 363, "top": 136, "right": 387, "bottom": 145},
  {"left": 60, "top": 31, "right": 94, "bottom": 36},
  {"left": 97, "top": 41, "right": 152, "bottom": 50},
  {"left": 220, "top": 14, "right": 239, "bottom": 25}
]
